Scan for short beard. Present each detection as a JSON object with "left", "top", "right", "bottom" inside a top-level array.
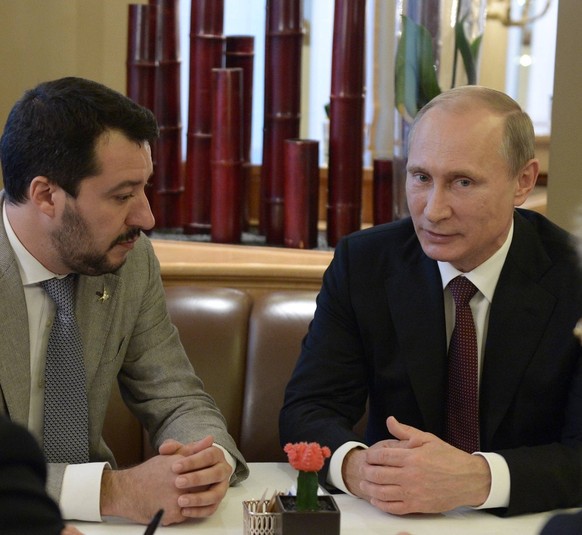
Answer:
[{"left": 51, "top": 203, "right": 139, "bottom": 276}]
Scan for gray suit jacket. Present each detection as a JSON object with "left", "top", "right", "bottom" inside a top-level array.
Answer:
[{"left": 0, "top": 193, "right": 248, "bottom": 499}]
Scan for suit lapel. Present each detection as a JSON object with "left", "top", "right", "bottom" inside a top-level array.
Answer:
[
  {"left": 76, "top": 273, "right": 121, "bottom": 387},
  {"left": 385, "top": 243, "right": 448, "bottom": 433},
  {"left": 0, "top": 199, "right": 32, "bottom": 425},
  {"left": 480, "top": 212, "right": 555, "bottom": 446}
]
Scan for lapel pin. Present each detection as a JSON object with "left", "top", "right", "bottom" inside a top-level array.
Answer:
[{"left": 96, "top": 288, "right": 110, "bottom": 302}]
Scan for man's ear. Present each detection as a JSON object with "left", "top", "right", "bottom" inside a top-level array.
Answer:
[
  {"left": 29, "top": 176, "right": 59, "bottom": 217},
  {"left": 514, "top": 158, "right": 539, "bottom": 207}
]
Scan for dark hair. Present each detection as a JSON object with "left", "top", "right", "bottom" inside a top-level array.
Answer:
[{"left": 0, "top": 76, "right": 159, "bottom": 204}]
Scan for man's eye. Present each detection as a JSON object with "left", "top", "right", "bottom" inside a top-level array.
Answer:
[{"left": 116, "top": 194, "right": 134, "bottom": 202}]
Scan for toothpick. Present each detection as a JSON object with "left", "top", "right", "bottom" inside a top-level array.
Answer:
[{"left": 259, "top": 488, "right": 268, "bottom": 512}]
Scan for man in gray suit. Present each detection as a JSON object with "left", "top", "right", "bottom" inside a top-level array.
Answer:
[{"left": 0, "top": 77, "right": 248, "bottom": 525}]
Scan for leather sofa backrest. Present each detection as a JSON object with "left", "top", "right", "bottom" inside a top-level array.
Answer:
[
  {"left": 164, "top": 286, "right": 252, "bottom": 444},
  {"left": 239, "top": 291, "right": 317, "bottom": 462},
  {"left": 103, "top": 285, "right": 318, "bottom": 466}
]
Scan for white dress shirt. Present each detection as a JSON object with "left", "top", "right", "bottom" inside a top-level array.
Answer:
[
  {"left": 3, "top": 205, "right": 235, "bottom": 521},
  {"left": 328, "top": 223, "right": 515, "bottom": 510}
]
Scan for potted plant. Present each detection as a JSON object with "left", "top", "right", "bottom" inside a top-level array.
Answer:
[{"left": 274, "top": 442, "right": 340, "bottom": 535}]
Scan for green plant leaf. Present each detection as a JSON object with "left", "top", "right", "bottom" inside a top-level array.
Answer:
[
  {"left": 416, "top": 22, "right": 441, "bottom": 108},
  {"left": 470, "top": 34, "right": 483, "bottom": 62},
  {"left": 395, "top": 15, "right": 441, "bottom": 121},
  {"left": 395, "top": 16, "right": 419, "bottom": 120},
  {"left": 454, "top": 17, "right": 483, "bottom": 85}
]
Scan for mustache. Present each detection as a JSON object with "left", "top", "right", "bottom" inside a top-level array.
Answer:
[{"left": 110, "top": 228, "right": 141, "bottom": 248}]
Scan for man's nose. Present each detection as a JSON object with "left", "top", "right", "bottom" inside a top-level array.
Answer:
[
  {"left": 424, "top": 186, "right": 452, "bottom": 222},
  {"left": 127, "top": 191, "right": 155, "bottom": 230}
]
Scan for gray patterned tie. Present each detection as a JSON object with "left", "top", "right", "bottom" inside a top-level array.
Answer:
[{"left": 41, "top": 275, "right": 89, "bottom": 463}]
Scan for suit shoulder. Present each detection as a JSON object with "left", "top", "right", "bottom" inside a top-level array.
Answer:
[
  {"left": 331, "top": 218, "right": 422, "bottom": 275},
  {"left": 515, "top": 209, "right": 577, "bottom": 258}
]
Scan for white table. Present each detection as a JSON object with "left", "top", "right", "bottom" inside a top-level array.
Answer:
[{"left": 70, "top": 462, "right": 571, "bottom": 534}]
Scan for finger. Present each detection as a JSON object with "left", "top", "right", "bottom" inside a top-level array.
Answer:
[
  {"left": 386, "top": 416, "right": 424, "bottom": 448},
  {"left": 177, "top": 480, "right": 229, "bottom": 517},
  {"left": 172, "top": 443, "right": 225, "bottom": 476},
  {"left": 180, "top": 503, "right": 220, "bottom": 518},
  {"left": 365, "top": 446, "right": 406, "bottom": 468},
  {"left": 370, "top": 497, "right": 414, "bottom": 516},
  {"left": 159, "top": 439, "right": 183, "bottom": 455},
  {"left": 360, "top": 480, "right": 414, "bottom": 516},
  {"left": 174, "top": 435, "right": 215, "bottom": 459},
  {"left": 360, "top": 477, "right": 407, "bottom": 504},
  {"left": 160, "top": 435, "right": 215, "bottom": 458},
  {"left": 174, "top": 457, "right": 231, "bottom": 488}
]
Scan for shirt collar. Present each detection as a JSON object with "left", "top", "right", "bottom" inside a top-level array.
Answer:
[
  {"left": 438, "top": 220, "right": 514, "bottom": 303},
  {"left": 2, "top": 201, "right": 60, "bottom": 286}
]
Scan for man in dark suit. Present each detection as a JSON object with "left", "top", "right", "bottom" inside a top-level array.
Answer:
[
  {"left": 0, "top": 416, "right": 65, "bottom": 534},
  {"left": 280, "top": 86, "right": 582, "bottom": 516},
  {"left": 541, "top": 510, "right": 582, "bottom": 534}
]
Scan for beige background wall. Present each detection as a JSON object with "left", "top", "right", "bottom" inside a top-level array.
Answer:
[
  {"left": 0, "top": 0, "right": 140, "bottom": 106},
  {"left": 0, "top": 0, "right": 143, "bottom": 187}
]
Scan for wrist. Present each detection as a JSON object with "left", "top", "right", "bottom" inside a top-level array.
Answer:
[
  {"left": 341, "top": 447, "right": 366, "bottom": 496},
  {"left": 100, "top": 468, "right": 127, "bottom": 517},
  {"left": 468, "top": 453, "right": 492, "bottom": 507}
]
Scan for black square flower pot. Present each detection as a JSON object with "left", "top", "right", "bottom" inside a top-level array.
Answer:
[{"left": 274, "top": 494, "right": 340, "bottom": 535}]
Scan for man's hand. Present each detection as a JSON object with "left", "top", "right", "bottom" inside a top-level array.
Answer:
[
  {"left": 159, "top": 435, "right": 232, "bottom": 519},
  {"left": 99, "top": 435, "right": 231, "bottom": 525},
  {"left": 100, "top": 452, "right": 188, "bottom": 525},
  {"left": 343, "top": 416, "right": 491, "bottom": 515}
]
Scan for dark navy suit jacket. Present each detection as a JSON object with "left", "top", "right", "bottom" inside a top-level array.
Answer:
[
  {"left": 280, "top": 209, "right": 582, "bottom": 516},
  {"left": 541, "top": 509, "right": 582, "bottom": 534},
  {"left": 0, "top": 416, "right": 64, "bottom": 534}
]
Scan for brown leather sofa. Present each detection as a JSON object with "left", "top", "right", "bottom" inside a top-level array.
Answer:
[{"left": 103, "top": 285, "right": 317, "bottom": 467}]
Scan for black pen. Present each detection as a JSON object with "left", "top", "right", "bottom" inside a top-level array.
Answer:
[{"left": 143, "top": 508, "right": 164, "bottom": 535}]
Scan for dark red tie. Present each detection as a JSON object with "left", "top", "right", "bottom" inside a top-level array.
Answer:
[{"left": 444, "top": 276, "right": 479, "bottom": 453}]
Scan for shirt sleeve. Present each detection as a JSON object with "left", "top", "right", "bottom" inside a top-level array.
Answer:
[
  {"left": 59, "top": 462, "right": 109, "bottom": 521},
  {"left": 327, "top": 441, "right": 368, "bottom": 495},
  {"left": 472, "top": 452, "right": 510, "bottom": 509}
]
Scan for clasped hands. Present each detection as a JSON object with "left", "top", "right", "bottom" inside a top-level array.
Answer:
[
  {"left": 342, "top": 416, "right": 492, "bottom": 515},
  {"left": 100, "top": 435, "right": 231, "bottom": 525}
]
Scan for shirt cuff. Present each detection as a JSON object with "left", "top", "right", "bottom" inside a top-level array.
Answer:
[
  {"left": 213, "top": 443, "right": 236, "bottom": 482},
  {"left": 472, "top": 452, "right": 510, "bottom": 509},
  {"left": 59, "top": 462, "right": 109, "bottom": 521},
  {"left": 327, "top": 441, "right": 368, "bottom": 495}
]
